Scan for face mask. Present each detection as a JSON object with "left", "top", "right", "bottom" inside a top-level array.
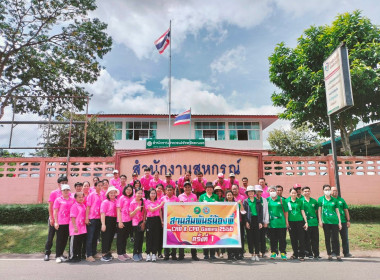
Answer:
[
  {"left": 270, "top": 192, "right": 277, "bottom": 198},
  {"left": 324, "top": 190, "right": 331, "bottom": 196}
]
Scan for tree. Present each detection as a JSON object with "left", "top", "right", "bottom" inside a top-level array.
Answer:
[
  {"left": 40, "top": 113, "right": 115, "bottom": 157},
  {"left": 267, "top": 125, "right": 322, "bottom": 156},
  {"left": 269, "top": 11, "right": 380, "bottom": 155},
  {"left": 0, "top": 149, "right": 23, "bottom": 157},
  {"left": 0, "top": 0, "right": 112, "bottom": 120}
]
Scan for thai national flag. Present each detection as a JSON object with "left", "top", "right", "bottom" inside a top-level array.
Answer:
[
  {"left": 154, "top": 28, "right": 170, "bottom": 54},
  {"left": 174, "top": 109, "right": 191, "bottom": 126}
]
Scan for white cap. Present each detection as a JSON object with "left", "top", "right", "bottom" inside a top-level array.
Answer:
[
  {"left": 106, "top": 186, "right": 120, "bottom": 197},
  {"left": 229, "top": 173, "right": 235, "bottom": 177},
  {"left": 61, "top": 184, "right": 71, "bottom": 191},
  {"left": 217, "top": 173, "right": 224, "bottom": 178},
  {"left": 254, "top": 185, "right": 263, "bottom": 192},
  {"left": 113, "top": 169, "right": 119, "bottom": 174},
  {"left": 246, "top": 185, "right": 255, "bottom": 193}
]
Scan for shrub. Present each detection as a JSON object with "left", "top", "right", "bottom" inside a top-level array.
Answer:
[
  {"left": 0, "top": 204, "right": 49, "bottom": 224},
  {"left": 349, "top": 205, "right": 380, "bottom": 222}
]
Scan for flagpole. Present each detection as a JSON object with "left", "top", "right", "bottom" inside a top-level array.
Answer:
[
  {"left": 168, "top": 20, "right": 172, "bottom": 148},
  {"left": 189, "top": 107, "right": 191, "bottom": 143}
]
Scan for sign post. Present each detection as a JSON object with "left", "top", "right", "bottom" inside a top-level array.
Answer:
[{"left": 323, "top": 43, "right": 354, "bottom": 197}]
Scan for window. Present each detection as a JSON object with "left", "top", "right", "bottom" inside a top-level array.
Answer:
[
  {"left": 228, "top": 122, "right": 260, "bottom": 140},
  {"left": 126, "top": 121, "right": 157, "bottom": 140},
  {"left": 108, "top": 121, "right": 123, "bottom": 140},
  {"left": 195, "top": 122, "right": 225, "bottom": 141}
]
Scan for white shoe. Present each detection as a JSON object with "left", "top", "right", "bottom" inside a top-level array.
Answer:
[
  {"left": 146, "top": 254, "right": 151, "bottom": 262},
  {"left": 152, "top": 254, "right": 157, "bottom": 262},
  {"left": 251, "top": 256, "right": 256, "bottom": 261},
  {"left": 255, "top": 255, "right": 260, "bottom": 262},
  {"left": 56, "top": 257, "right": 62, "bottom": 263}
]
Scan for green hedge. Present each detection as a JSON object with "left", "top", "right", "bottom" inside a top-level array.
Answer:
[
  {"left": 0, "top": 204, "right": 49, "bottom": 224},
  {"left": 0, "top": 204, "right": 379, "bottom": 225}
]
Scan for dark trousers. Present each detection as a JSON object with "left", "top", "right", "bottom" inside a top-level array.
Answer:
[
  {"left": 133, "top": 226, "right": 144, "bottom": 255},
  {"left": 117, "top": 221, "right": 133, "bottom": 255},
  {"left": 227, "top": 247, "right": 240, "bottom": 258},
  {"left": 259, "top": 227, "right": 267, "bottom": 254},
  {"left": 340, "top": 222, "right": 350, "bottom": 255},
  {"left": 101, "top": 216, "right": 117, "bottom": 254},
  {"left": 305, "top": 226, "right": 319, "bottom": 257},
  {"left": 44, "top": 219, "right": 56, "bottom": 255},
  {"left": 323, "top": 223, "right": 340, "bottom": 256},
  {"left": 203, "top": 248, "right": 215, "bottom": 257},
  {"left": 246, "top": 216, "right": 260, "bottom": 255},
  {"left": 239, "top": 221, "right": 245, "bottom": 256},
  {"left": 158, "top": 223, "right": 163, "bottom": 255},
  {"left": 289, "top": 221, "right": 305, "bottom": 258},
  {"left": 164, "top": 248, "right": 177, "bottom": 258},
  {"left": 55, "top": 224, "right": 69, "bottom": 258},
  {"left": 86, "top": 219, "right": 101, "bottom": 257},
  {"left": 179, "top": 248, "right": 197, "bottom": 258},
  {"left": 269, "top": 228, "right": 287, "bottom": 254},
  {"left": 69, "top": 234, "right": 86, "bottom": 260},
  {"left": 146, "top": 216, "right": 161, "bottom": 255}
]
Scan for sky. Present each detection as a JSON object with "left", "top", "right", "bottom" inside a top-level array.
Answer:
[{"left": 1, "top": 0, "right": 380, "bottom": 152}]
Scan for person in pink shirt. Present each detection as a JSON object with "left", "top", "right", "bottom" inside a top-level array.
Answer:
[
  {"left": 213, "top": 173, "right": 231, "bottom": 192},
  {"left": 130, "top": 188, "right": 146, "bottom": 262},
  {"left": 140, "top": 167, "right": 154, "bottom": 199},
  {"left": 156, "top": 184, "right": 164, "bottom": 201},
  {"left": 110, "top": 169, "right": 121, "bottom": 190},
  {"left": 239, "top": 177, "right": 249, "bottom": 198},
  {"left": 161, "top": 185, "right": 179, "bottom": 260},
  {"left": 69, "top": 192, "right": 87, "bottom": 262},
  {"left": 177, "top": 171, "right": 192, "bottom": 195},
  {"left": 53, "top": 184, "right": 75, "bottom": 263},
  {"left": 85, "top": 181, "right": 102, "bottom": 262},
  {"left": 44, "top": 176, "right": 68, "bottom": 261},
  {"left": 82, "top": 181, "right": 91, "bottom": 203},
  {"left": 192, "top": 172, "right": 207, "bottom": 198},
  {"left": 145, "top": 188, "right": 164, "bottom": 262},
  {"left": 71, "top": 182, "right": 83, "bottom": 199},
  {"left": 155, "top": 183, "right": 165, "bottom": 258},
  {"left": 117, "top": 174, "right": 128, "bottom": 195},
  {"left": 178, "top": 181, "right": 199, "bottom": 261},
  {"left": 149, "top": 171, "right": 164, "bottom": 190},
  {"left": 100, "top": 179, "right": 109, "bottom": 201},
  {"left": 116, "top": 184, "right": 134, "bottom": 261},
  {"left": 162, "top": 172, "right": 176, "bottom": 189},
  {"left": 100, "top": 186, "right": 119, "bottom": 262},
  {"left": 129, "top": 172, "right": 138, "bottom": 185},
  {"left": 89, "top": 177, "right": 100, "bottom": 193},
  {"left": 258, "top": 177, "right": 270, "bottom": 199},
  {"left": 232, "top": 184, "right": 247, "bottom": 260},
  {"left": 228, "top": 173, "right": 240, "bottom": 187}
]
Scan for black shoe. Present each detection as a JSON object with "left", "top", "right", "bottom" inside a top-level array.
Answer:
[
  {"left": 177, "top": 256, "right": 184, "bottom": 261},
  {"left": 192, "top": 256, "right": 200, "bottom": 261},
  {"left": 308, "top": 255, "right": 314, "bottom": 259},
  {"left": 344, "top": 253, "right": 352, "bottom": 258},
  {"left": 164, "top": 256, "right": 170, "bottom": 261},
  {"left": 172, "top": 256, "right": 178, "bottom": 260},
  {"left": 314, "top": 256, "right": 322, "bottom": 260},
  {"left": 236, "top": 254, "right": 243, "bottom": 260},
  {"left": 204, "top": 255, "right": 209, "bottom": 260},
  {"left": 210, "top": 255, "right": 217, "bottom": 260},
  {"left": 158, "top": 254, "right": 164, "bottom": 259},
  {"left": 228, "top": 255, "right": 234, "bottom": 260},
  {"left": 44, "top": 255, "right": 50, "bottom": 261},
  {"left": 337, "top": 256, "right": 343, "bottom": 262}
]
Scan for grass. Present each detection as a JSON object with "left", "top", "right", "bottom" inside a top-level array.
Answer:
[{"left": 0, "top": 222, "right": 379, "bottom": 254}]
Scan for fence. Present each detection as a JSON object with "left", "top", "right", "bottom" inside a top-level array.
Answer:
[{"left": 0, "top": 155, "right": 379, "bottom": 204}]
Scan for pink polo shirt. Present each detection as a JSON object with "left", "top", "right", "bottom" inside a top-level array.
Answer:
[
  {"left": 192, "top": 178, "right": 207, "bottom": 193},
  {"left": 156, "top": 192, "right": 164, "bottom": 201},
  {"left": 86, "top": 191, "right": 102, "bottom": 219},
  {"left": 234, "top": 194, "right": 246, "bottom": 203},
  {"left": 129, "top": 199, "right": 144, "bottom": 226},
  {"left": 229, "top": 179, "right": 240, "bottom": 187},
  {"left": 160, "top": 195, "right": 179, "bottom": 208},
  {"left": 162, "top": 179, "right": 176, "bottom": 188},
  {"left": 53, "top": 196, "right": 75, "bottom": 225},
  {"left": 149, "top": 178, "right": 164, "bottom": 189},
  {"left": 177, "top": 176, "right": 190, "bottom": 190},
  {"left": 178, "top": 193, "right": 198, "bottom": 203},
  {"left": 110, "top": 178, "right": 121, "bottom": 189},
  {"left": 100, "top": 199, "right": 117, "bottom": 217},
  {"left": 100, "top": 190, "right": 107, "bottom": 201},
  {"left": 213, "top": 179, "right": 231, "bottom": 191},
  {"left": 141, "top": 175, "right": 154, "bottom": 191},
  {"left": 48, "top": 188, "right": 61, "bottom": 218},
  {"left": 262, "top": 185, "right": 270, "bottom": 199},
  {"left": 145, "top": 200, "right": 161, "bottom": 217},
  {"left": 69, "top": 202, "right": 87, "bottom": 236},
  {"left": 117, "top": 195, "right": 133, "bottom": 222},
  {"left": 239, "top": 187, "right": 248, "bottom": 198}
]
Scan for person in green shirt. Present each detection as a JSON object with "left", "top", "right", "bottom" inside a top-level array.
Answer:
[
  {"left": 214, "top": 186, "right": 224, "bottom": 202},
  {"left": 331, "top": 186, "right": 352, "bottom": 258},
  {"left": 199, "top": 182, "right": 218, "bottom": 259},
  {"left": 286, "top": 188, "right": 308, "bottom": 261},
  {"left": 318, "top": 184, "right": 342, "bottom": 261},
  {"left": 267, "top": 185, "right": 289, "bottom": 260},
  {"left": 301, "top": 186, "right": 320, "bottom": 259}
]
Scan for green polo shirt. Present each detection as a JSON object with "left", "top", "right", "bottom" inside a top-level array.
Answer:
[
  {"left": 301, "top": 197, "right": 319, "bottom": 227},
  {"left": 335, "top": 196, "right": 348, "bottom": 223},
  {"left": 318, "top": 196, "right": 339, "bottom": 225},
  {"left": 267, "top": 196, "right": 288, "bottom": 228},
  {"left": 247, "top": 198, "right": 258, "bottom": 216},
  {"left": 286, "top": 197, "right": 304, "bottom": 222},
  {"left": 215, "top": 196, "right": 224, "bottom": 202},
  {"left": 199, "top": 193, "right": 218, "bottom": 202}
]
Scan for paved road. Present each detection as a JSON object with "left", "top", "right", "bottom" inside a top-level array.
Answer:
[{"left": 1, "top": 255, "right": 380, "bottom": 280}]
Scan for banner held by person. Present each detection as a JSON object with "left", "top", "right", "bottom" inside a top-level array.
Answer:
[{"left": 163, "top": 202, "right": 241, "bottom": 248}]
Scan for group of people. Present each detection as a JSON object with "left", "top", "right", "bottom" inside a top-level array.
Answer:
[{"left": 44, "top": 168, "right": 351, "bottom": 264}]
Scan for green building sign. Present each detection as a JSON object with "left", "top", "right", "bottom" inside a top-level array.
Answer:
[{"left": 146, "top": 139, "right": 205, "bottom": 149}]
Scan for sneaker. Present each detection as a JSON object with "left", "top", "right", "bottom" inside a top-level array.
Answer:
[
  {"left": 204, "top": 255, "right": 209, "bottom": 260},
  {"left": 132, "top": 254, "right": 140, "bottom": 262},
  {"left": 314, "top": 256, "right": 322, "bottom": 260},
  {"left": 280, "top": 253, "right": 287, "bottom": 261},
  {"left": 118, "top": 255, "right": 127, "bottom": 261},
  {"left": 192, "top": 256, "right": 200, "bottom": 261},
  {"left": 308, "top": 255, "right": 314, "bottom": 259},
  {"left": 337, "top": 256, "right": 343, "bottom": 262},
  {"left": 146, "top": 254, "right": 151, "bottom": 262},
  {"left": 270, "top": 252, "right": 277, "bottom": 259},
  {"left": 251, "top": 256, "right": 256, "bottom": 261},
  {"left": 123, "top": 254, "right": 131, "bottom": 260},
  {"left": 152, "top": 254, "right": 157, "bottom": 262},
  {"left": 56, "top": 257, "right": 62, "bottom": 263},
  {"left": 86, "top": 256, "right": 96, "bottom": 262},
  {"left": 255, "top": 255, "right": 260, "bottom": 262},
  {"left": 100, "top": 255, "right": 111, "bottom": 262},
  {"left": 60, "top": 256, "right": 68, "bottom": 262},
  {"left": 138, "top": 253, "right": 143, "bottom": 261},
  {"left": 210, "top": 255, "right": 217, "bottom": 260},
  {"left": 344, "top": 253, "right": 352, "bottom": 258}
]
